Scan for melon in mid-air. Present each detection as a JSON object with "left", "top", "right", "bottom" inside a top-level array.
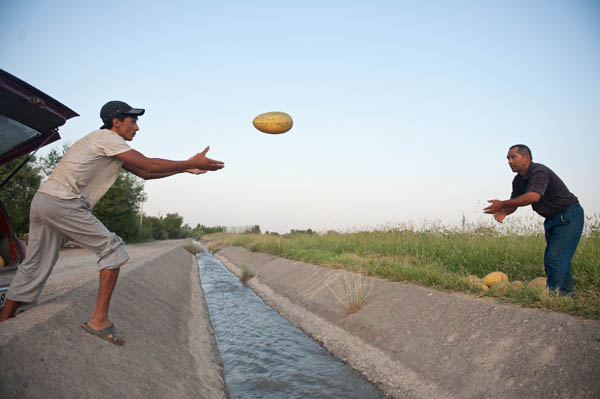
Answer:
[
  {"left": 252, "top": 112, "right": 293, "bottom": 134},
  {"left": 482, "top": 271, "right": 509, "bottom": 287}
]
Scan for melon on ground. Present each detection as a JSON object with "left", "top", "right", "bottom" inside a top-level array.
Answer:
[
  {"left": 511, "top": 281, "right": 524, "bottom": 289},
  {"left": 482, "top": 271, "right": 509, "bottom": 287},
  {"left": 490, "top": 280, "right": 512, "bottom": 295},
  {"left": 527, "top": 277, "right": 547, "bottom": 290},
  {"left": 475, "top": 282, "right": 489, "bottom": 292},
  {"left": 464, "top": 275, "right": 481, "bottom": 284}
]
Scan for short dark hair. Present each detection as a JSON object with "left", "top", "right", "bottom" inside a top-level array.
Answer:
[
  {"left": 105, "top": 114, "right": 134, "bottom": 129},
  {"left": 510, "top": 144, "right": 532, "bottom": 161}
]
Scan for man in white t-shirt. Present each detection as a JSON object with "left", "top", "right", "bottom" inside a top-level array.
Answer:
[{"left": 0, "top": 101, "right": 224, "bottom": 345}]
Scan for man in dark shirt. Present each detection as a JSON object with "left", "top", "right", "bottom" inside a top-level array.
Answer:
[{"left": 484, "top": 144, "right": 584, "bottom": 296}]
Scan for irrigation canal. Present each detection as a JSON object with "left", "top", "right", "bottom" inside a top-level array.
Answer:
[{"left": 196, "top": 249, "right": 381, "bottom": 399}]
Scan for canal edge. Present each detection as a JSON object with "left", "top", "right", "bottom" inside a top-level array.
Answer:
[
  {"left": 215, "top": 252, "right": 448, "bottom": 399},
  {"left": 214, "top": 246, "right": 600, "bottom": 399}
]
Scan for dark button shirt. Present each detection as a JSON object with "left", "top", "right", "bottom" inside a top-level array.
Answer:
[{"left": 511, "top": 162, "right": 578, "bottom": 219}]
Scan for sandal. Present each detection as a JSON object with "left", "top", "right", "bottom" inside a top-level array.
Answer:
[{"left": 81, "top": 322, "right": 125, "bottom": 346}]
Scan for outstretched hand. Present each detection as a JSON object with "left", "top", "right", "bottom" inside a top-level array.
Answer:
[
  {"left": 483, "top": 199, "right": 504, "bottom": 214},
  {"left": 484, "top": 200, "right": 506, "bottom": 224},
  {"left": 492, "top": 212, "right": 507, "bottom": 223},
  {"left": 190, "top": 146, "right": 224, "bottom": 171}
]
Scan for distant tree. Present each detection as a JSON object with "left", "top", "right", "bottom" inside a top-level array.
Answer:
[
  {"left": 93, "top": 170, "right": 147, "bottom": 241},
  {"left": 289, "top": 228, "right": 315, "bottom": 235},
  {"left": 192, "top": 224, "right": 225, "bottom": 238},
  {"left": 0, "top": 155, "right": 41, "bottom": 236},
  {"left": 247, "top": 225, "right": 261, "bottom": 234},
  {"left": 181, "top": 223, "right": 193, "bottom": 238},
  {"left": 162, "top": 213, "right": 184, "bottom": 239},
  {"left": 38, "top": 144, "right": 69, "bottom": 179},
  {"left": 143, "top": 216, "right": 167, "bottom": 240}
]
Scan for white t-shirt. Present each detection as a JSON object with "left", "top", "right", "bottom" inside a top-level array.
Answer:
[{"left": 38, "top": 129, "right": 131, "bottom": 207}]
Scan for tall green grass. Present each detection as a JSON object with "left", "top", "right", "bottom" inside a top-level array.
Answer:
[{"left": 204, "top": 216, "right": 600, "bottom": 319}]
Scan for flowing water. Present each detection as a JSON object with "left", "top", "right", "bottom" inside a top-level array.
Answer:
[{"left": 196, "top": 250, "right": 381, "bottom": 399}]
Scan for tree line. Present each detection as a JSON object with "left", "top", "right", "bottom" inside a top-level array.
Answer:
[{"left": 0, "top": 144, "right": 225, "bottom": 242}]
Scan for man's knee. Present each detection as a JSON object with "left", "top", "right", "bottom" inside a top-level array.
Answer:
[{"left": 97, "top": 237, "right": 129, "bottom": 270}]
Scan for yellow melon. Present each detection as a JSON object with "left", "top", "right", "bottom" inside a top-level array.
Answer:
[
  {"left": 490, "top": 280, "right": 512, "bottom": 295},
  {"left": 511, "top": 281, "right": 524, "bottom": 289},
  {"left": 527, "top": 277, "right": 547, "bottom": 290},
  {"left": 482, "top": 271, "right": 509, "bottom": 287},
  {"left": 475, "top": 282, "right": 489, "bottom": 292},
  {"left": 252, "top": 112, "right": 293, "bottom": 134},
  {"left": 464, "top": 275, "right": 481, "bottom": 284}
]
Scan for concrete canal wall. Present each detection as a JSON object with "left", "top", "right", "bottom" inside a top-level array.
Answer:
[
  {"left": 0, "top": 241, "right": 227, "bottom": 399},
  {"left": 3, "top": 239, "right": 598, "bottom": 399},
  {"left": 215, "top": 245, "right": 600, "bottom": 399}
]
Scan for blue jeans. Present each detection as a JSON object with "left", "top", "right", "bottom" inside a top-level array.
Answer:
[{"left": 543, "top": 203, "right": 584, "bottom": 295}]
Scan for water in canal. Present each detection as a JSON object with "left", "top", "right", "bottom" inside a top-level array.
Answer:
[{"left": 196, "top": 250, "right": 381, "bottom": 399}]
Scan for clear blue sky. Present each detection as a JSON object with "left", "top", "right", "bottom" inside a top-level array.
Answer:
[{"left": 2, "top": 1, "right": 599, "bottom": 233}]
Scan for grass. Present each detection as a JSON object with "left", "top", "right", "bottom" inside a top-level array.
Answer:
[
  {"left": 326, "top": 268, "right": 373, "bottom": 314},
  {"left": 202, "top": 215, "right": 600, "bottom": 319},
  {"left": 183, "top": 239, "right": 204, "bottom": 254},
  {"left": 240, "top": 265, "right": 254, "bottom": 283}
]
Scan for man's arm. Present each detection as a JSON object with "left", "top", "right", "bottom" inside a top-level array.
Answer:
[
  {"left": 116, "top": 146, "right": 224, "bottom": 178},
  {"left": 484, "top": 192, "right": 541, "bottom": 223},
  {"left": 122, "top": 163, "right": 206, "bottom": 180}
]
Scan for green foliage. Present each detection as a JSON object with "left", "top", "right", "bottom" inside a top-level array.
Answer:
[
  {"left": 141, "top": 216, "right": 168, "bottom": 240},
  {"left": 240, "top": 265, "right": 254, "bottom": 282},
  {"left": 161, "top": 213, "right": 184, "bottom": 239},
  {"left": 181, "top": 223, "right": 193, "bottom": 238},
  {"left": 38, "top": 144, "right": 69, "bottom": 179},
  {"left": 204, "top": 217, "right": 600, "bottom": 319},
  {"left": 0, "top": 155, "right": 41, "bottom": 236},
  {"left": 93, "top": 170, "right": 147, "bottom": 241},
  {"left": 191, "top": 224, "right": 225, "bottom": 238}
]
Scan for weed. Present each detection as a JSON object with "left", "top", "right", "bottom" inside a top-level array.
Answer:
[
  {"left": 327, "top": 269, "right": 372, "bottom": 314},
  {"left": 183, "top": 240, "right": 203, "bottom": 254},
  {"left": 203, "top": 240, "right": 226, "bottom": 254},
  {"left": 241, "top": 265, "right": 254, "bottom": 283}
]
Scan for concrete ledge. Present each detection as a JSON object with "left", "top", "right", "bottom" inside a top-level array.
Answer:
[
  {"left": 215, "top": 246, "right": 600, "bottom": 399},
  {"left": 0, "top": 241, "right": 227, "bottom": 399}
]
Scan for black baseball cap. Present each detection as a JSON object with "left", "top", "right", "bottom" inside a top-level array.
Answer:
[{"left": 100, "top": 100, "right": 145, "bottom": 129}]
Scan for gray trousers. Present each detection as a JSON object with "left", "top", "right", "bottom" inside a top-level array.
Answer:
[{"left": 7, "top": 192, "right": 129, "bottom": 304}]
